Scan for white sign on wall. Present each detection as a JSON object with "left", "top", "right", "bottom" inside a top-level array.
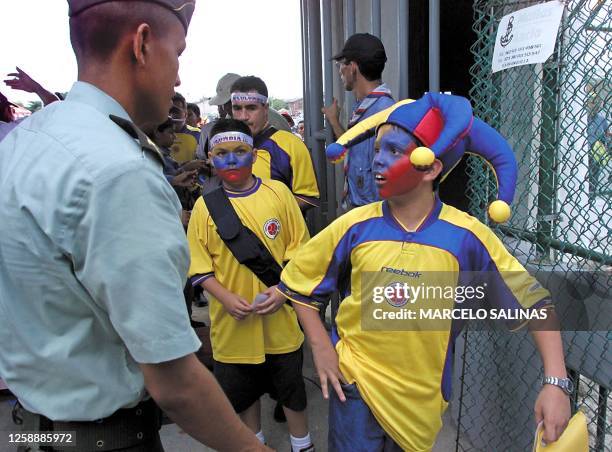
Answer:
[{"left": 492, "top": 1, "right": 565, "bottom": 73}]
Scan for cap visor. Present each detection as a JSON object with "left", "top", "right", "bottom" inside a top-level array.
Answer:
[
  {"left": 331, "top": 51, "right": 344, "bottom": 61},
  {"left": 209, "top": 93, "right": 228, "bottom": 106}
]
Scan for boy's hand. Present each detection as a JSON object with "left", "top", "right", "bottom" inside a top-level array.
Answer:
[
  {"left": 181, "top": 160, "right": 208, "bottom": 172},
  {"left": 253, "top": 286, "right": 286, "bottom": 315},
  {"left": 311, "top": 341, "right": 347, "bottom": 402},
  {"left": 218, "top": 293, "right": 253, "bottom": 320},
  {"left": 534, "top": 384, "right": 571, "bottom": 444},
  {"left": 172, "top": 170, "right": 197, "bottom": 188}
]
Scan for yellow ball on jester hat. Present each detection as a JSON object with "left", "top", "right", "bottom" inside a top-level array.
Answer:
[
  {"left": 488, "top": 200, "right": 511, "bottom": 223},
  {"left": 410, "top": 147, "right": 435, "bottom": 167}
]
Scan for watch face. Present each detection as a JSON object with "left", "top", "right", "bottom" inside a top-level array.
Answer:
[{"left": 565, "top": 379, "right": 575, "bottom": 393}]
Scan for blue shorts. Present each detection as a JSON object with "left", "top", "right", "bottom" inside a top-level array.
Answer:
[{"left": 329, "top": 382, "right": 403, "bottom": 452}]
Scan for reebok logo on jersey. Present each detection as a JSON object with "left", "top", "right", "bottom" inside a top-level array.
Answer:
[
  {"left": 264, "top": 218, "right": 281, "bottom": 239},
  {"left": 381, "top": 267, "right": 422, "bottom": 278}
]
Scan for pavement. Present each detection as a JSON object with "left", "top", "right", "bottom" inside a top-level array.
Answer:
[{"left": 0, "top": 302, "right": 460, "bottom": 451}]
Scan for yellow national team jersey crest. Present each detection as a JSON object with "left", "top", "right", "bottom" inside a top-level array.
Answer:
[{"left": 264, "top": 218, "right": 281, "bottom": 239}]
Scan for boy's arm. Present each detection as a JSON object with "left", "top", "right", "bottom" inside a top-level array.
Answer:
[
  {"left": 202, "top": 277, "right": 252, "bottom": 321},
  {"left": 529, "top": 310, "right": 571, "bottom": 444},
  {"left": 292, "top": 302, "right": 347, "bottom": 402}
]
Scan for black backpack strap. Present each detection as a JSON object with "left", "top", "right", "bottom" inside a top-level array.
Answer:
[{"left": 203, "top": 187, "right": 282, "bottom": 287}]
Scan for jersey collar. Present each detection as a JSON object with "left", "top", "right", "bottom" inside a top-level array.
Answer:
[
  {"left": 382, "top": 193, "right": 443, "bottom": 233},
  {"left": 224, "top": 176, "right": 262, "bottom": 198}
]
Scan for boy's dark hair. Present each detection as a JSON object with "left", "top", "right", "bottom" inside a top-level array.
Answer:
[
  {"left": 172, "top": 92, "right": 186, "bottom": 110},
  {"left": 210, "top": 118, "right": 253, "bottom": 139},
  {"left": 187, "top": 102, "right": 200, "bottom": 116},
  {"left": 230, "top": 76, "right": 268, "bottom": 98}
]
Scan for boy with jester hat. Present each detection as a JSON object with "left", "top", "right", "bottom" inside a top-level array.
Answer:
[
  {"left": 186, "top": 118, "right": 315, "bottom": 452},
  {"left": 278, "top": 93, "right": 571, "bottom": 451}
]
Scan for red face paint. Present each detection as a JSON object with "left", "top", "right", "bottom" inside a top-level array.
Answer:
[{"left": 378, "top": 155, "right": 425, "bottom": 198}]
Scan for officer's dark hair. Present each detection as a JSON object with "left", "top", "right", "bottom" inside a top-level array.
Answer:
[
  {"left": 172, "top": 92, "right": 186, "bottom": 110},
  {"left": 210, "top": 118, "right": 253, "bottom": 139},
  {"left": 230, "top": 76, "right": 268, "bottom": 98},
  {"left": 70, "top": 2, "right": 175, "bottom": 64},
  {"left": 187, "top": 102, "right": 200, "bottom": 116}
]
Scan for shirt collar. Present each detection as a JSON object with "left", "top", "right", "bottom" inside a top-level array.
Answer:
[
  {"left": 382, "top": 193, "right": 443, "bottom": 233},
  {"left": 65, "top": 81, "right": 132, "bottom": 123}
]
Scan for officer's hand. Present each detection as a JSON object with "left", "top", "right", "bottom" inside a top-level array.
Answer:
[
  {"left": 534, "top": 384, "right": 571, "bottom": 444},
  {"left": 311, "top": 341, "right": 347, "bottom": 402},
  {"left": 321, "top": 98, "right": 341, "bottom": 123},
  {"left": 171, "top": 170, "right": 197, "bottom": 188},
  {"left": 219, "top": 293, "right": 253, "bottom": 320},
  {"left": 181, "top": 160, "right": 208, "bottom": 172},
  {"left": 252, "top": 286, "right": 286, "bottom": 315}
]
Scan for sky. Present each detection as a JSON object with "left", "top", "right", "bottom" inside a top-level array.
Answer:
[{"left": 1, "top": 0, "right": 305, "bottom": 105}]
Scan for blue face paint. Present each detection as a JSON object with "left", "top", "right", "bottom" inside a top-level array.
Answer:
[
  {"left": 211, "top": 144, "right": 254, "bottom": 185},
  {"left": 372, "top": 128, "right": 424, "bottom": 198}
]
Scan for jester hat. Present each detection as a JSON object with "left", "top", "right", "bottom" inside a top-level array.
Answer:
[{"left": 325, "top": 93, "right": 518, "bottom": 223}]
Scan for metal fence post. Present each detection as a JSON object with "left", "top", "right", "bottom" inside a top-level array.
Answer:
[
  {"left": 398, "top": 0, "right": 409, "bottom": 99},
  {"left": 429, "top": 0, "right": 440, "bottom": 93}
]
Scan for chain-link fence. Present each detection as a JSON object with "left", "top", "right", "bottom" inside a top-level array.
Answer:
[{"left": 452, "top": 0, "right": 611, "bottom": 450}]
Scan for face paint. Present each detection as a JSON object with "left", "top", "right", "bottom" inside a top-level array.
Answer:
[
  {"left": 372, "top": 127, "right": 424, "bottom": 198},
  {"left": 210, "top": 140, "right": 255, "bottom": 185}
]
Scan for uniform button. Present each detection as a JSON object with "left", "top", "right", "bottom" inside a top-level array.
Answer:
[
  {"left": 136, "top": 409, "right": 142, "bottom": 416},
  {"left": 96, "top": 440, "right": 104, "bottom": 448},
  {"left": 136, "top": 432, "right": 144, "bottom": 440}
]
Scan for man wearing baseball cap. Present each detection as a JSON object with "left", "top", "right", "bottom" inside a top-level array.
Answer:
[
  {"left": 322, "top": 33, "right": 395, "bottom": 208},
  {"left": 0, "top": 1, "right": 269, "bottom": 451},
  {"left": 197, "top": 73, "right": 292, "bottom": 161}
]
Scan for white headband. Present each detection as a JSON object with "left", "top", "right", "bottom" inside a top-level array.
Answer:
[
  {"left": 231, "top": 92, "right": 268, "bottom": 105},
  {"left": 210, "top": 131, "right": 254, "bottom": 149}
]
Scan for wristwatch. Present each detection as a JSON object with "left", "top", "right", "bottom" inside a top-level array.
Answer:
[{"left": 542, "top": 376, "right": 574, "bottom": 395}]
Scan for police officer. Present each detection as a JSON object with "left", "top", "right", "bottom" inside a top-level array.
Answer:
[{"left": 0, "top": 1, "right": 269, "bottom": 451}]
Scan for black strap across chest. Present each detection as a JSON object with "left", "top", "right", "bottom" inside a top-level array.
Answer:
[{"left": 202, "top": 186, "right": 282, "bottom": 287}]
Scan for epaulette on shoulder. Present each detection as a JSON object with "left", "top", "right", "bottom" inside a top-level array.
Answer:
[{"left": 109, "top": 114, "right": 164, "bottom": 164}]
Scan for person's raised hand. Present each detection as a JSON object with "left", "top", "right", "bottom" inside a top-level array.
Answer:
[
  {"left": 321, "top": 98, "right": 341, "bottom": 123},
  {"left": 4, "top": 67, "right": 42, "bottom": 94}
]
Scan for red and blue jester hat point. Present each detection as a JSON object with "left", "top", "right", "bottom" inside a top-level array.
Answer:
[{"left": 325, "top": 92, "right": 518, "bottom": 223}]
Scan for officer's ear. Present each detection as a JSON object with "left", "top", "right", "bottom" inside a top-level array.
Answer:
[{"left": 132, "top": 23, "right": 152, "bottom": 66}]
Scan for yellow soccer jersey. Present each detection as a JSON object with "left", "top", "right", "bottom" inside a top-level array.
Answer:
[
  {"left": 279, "top": 196, "right": 551, "bottom": 451},
  {"left": 170, "top": 125, "right": 200, "bottom": 163},
  {"left": 187, "top": 177, "right": 308, "bottom": 364},
  {"left": 253, "top": 127, "right": 320, "bottom": 207}
]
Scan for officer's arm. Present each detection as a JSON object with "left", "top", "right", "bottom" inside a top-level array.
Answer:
[{"left": 140, "top": 354, "right": 269, "bottom": 452}]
